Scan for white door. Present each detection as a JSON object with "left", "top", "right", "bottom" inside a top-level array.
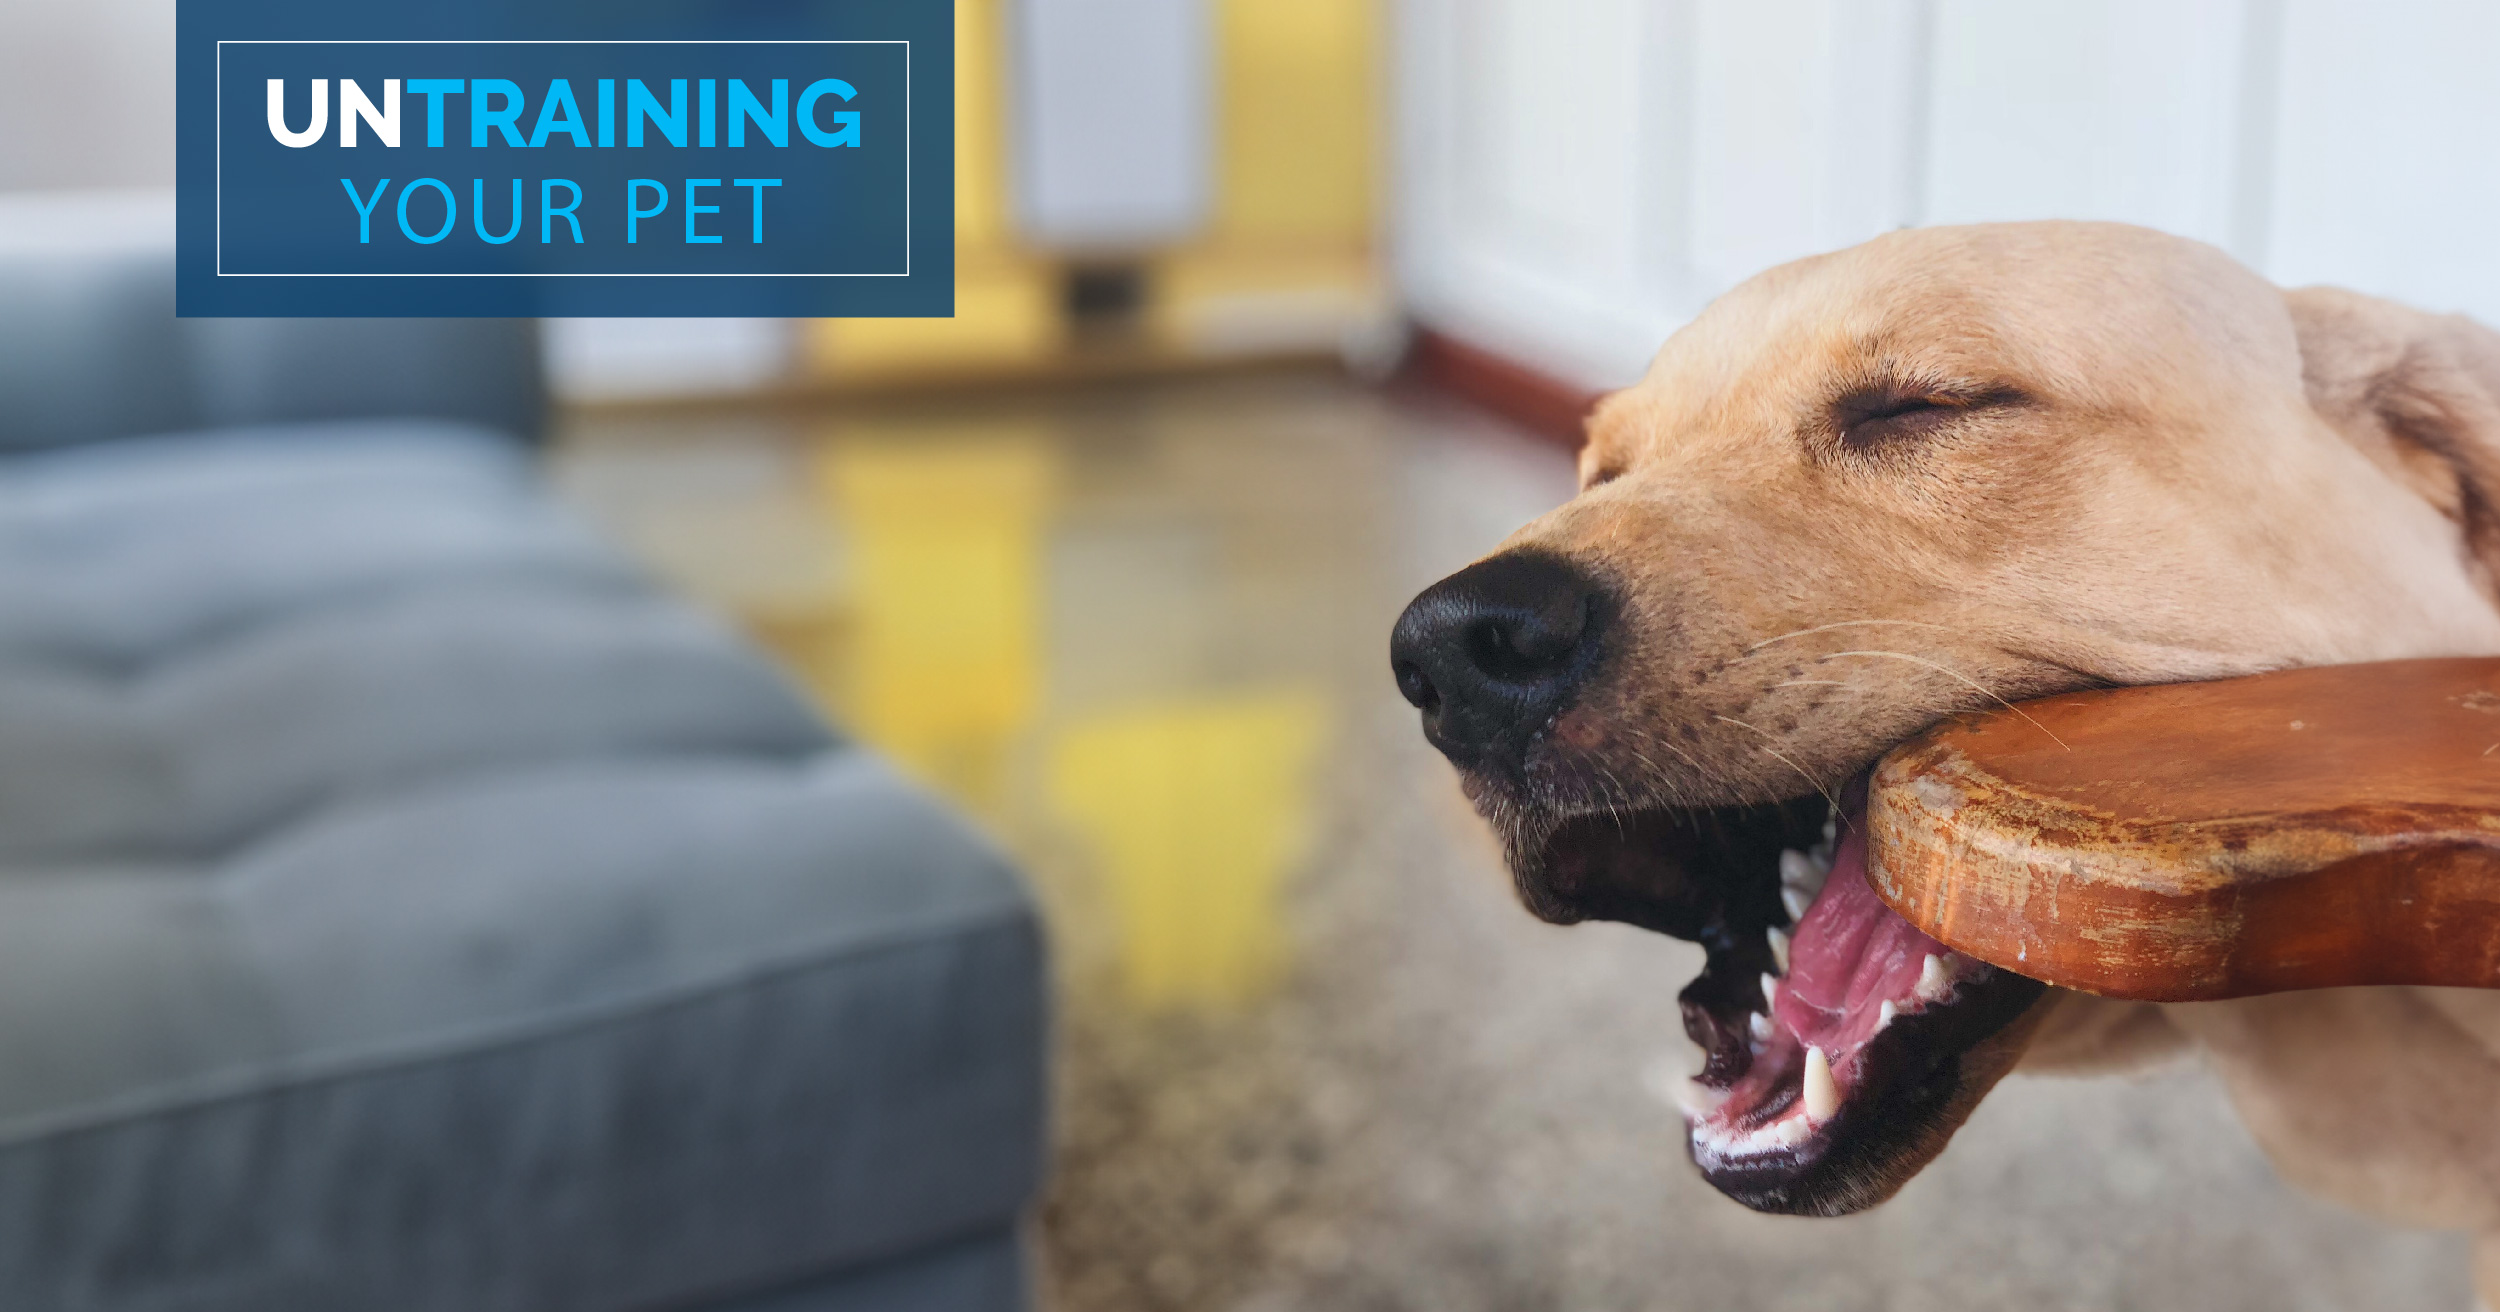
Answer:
[{"left": 1395, "top": 0, "right": 2500, "bottom": 390}]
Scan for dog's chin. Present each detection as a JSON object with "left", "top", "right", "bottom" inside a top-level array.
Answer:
[{"left": 1500, "top": 772, "right": 2048, "bottom": 1216}]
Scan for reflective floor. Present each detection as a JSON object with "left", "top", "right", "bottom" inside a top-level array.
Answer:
[{"left": 556, "top": 371, "right": 2466, "bottom": 1312}]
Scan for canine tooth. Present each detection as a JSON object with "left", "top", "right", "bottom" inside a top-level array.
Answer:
[
  {"left": 1760, "top": 973, "right": 1780, "bottom": 1009},
  {"left": 1642, "top": 1057, "right": 1726, "bottom": 1118},
  {"left": 1916, "top": 953, "right": 1952, "bottom": 1002},
  {"left": 1766, "top": 927, "right": 1790, "bottom": 972},
  {"left": 1877, "top": 999, "right": 1897, "bottom": 1029},
  {"left": 1750, "top": 1010, "right": 1774, "bottom": 1043},
  {"left": 1802, "top": 1046, "right": 1840, "bottom": 1122},
  {"left": 1779, "top": 848, "right": 1828, "bottom": 894},
  {"left": 1675, "top": 1077, "right": 1728, "bottom": 1118},
  {"left": 1781, "top": 885, "right": 1814, "bottom": 924}
]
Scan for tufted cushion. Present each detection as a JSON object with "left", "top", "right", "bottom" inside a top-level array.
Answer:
[
  {"left": 0, "top": 206, "right": 542, "bottom": 455},
  {"left": 0, "top": 757, "right": 1044, "bottom": 1312},
  {"left": 0, "top": 245, "right": 191, "bottom": 450},
  {"left": 0, "top": 424, "right": 1044, "bottom": 1312},
  {"left": 0, "top": 423, "right": 630, "bottom": 669}
]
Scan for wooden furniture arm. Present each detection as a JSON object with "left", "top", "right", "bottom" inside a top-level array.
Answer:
[{"left": 1867, "top": 657, "right": 2500, "bottom": 1001}]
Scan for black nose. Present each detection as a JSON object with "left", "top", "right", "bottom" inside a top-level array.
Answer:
[{"left": 1390, "top": 550, "right": 1608, "bottom": 771}]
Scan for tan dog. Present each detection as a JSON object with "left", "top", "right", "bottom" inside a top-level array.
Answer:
[{"left": 1389, "top": 221, "right": 2500, "bottom": 1300}]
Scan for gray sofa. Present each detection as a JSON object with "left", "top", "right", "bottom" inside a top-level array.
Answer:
[{"left": 0, "top": 232, "right": 1045, "bottom": 1310}]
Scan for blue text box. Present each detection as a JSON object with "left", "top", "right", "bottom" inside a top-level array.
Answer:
[{"left": 179, "top": 3, "right": 953, "bottom": 316}]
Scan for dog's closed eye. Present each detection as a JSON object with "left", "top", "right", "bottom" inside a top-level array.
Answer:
[{"left": 1833, "top": 384, "right": 2023, "bottom": 453}]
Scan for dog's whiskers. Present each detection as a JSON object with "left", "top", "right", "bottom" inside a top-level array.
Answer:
[
  {"left": 1740, "top": 618, "right": 1952, "bottom": 659},
  {"left": 1592, "top": 763, "right": 1637, "bottom": 839},
  {"left": 1818, "top": 649, "right": 2073, "bottom": 750},
  {"left": 1712, "top": 714, "right": 1845, "bottom": 821},
  {"left": 1609, "top": 742, "right": 1673, "bottom": 804},
  {"left": 1627, "top": 725, "right": 1711, "bottom": 786}
]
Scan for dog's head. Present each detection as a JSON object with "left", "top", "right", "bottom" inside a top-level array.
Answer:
[{"left": 1391, "top": 221, "right": 2500, "bottom": 1214}]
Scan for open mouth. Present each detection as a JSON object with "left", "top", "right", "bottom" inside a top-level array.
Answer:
[{"left": 1524, "top": 772, "right": 2046, "bottom": 1216}]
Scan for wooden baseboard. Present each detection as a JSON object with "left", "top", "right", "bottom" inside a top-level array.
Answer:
[{"left": 1398, "top": 328, "right": 1602, "bottom": 454}]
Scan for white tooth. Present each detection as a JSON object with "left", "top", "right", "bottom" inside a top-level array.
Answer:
[
  {"left": 1802, "top": 1046, "right": 1840, "bottom": 1122},
  {"left": 1917, "top": 953, "right": 1952, "bottom": 1002},
  {"left": 1877, "top": 999, "right": 1897, "bottom": 1029},
  {"left": 1779, "top": 848, "right": 1828, "bottom": 894},
  {"left": 1760, "top": 972, "right": 1780, "bottom": 1010},
  {"left": 1766, "top": 927, "right": 1791, "bottom": 972},
  {"left": 1642, "top": 1056, "right": 1725, "bottom": 1118},
  {"left": 1781, "top": 885, "right": 1814, "bottom": 924},
  {"left": 1749, "top": 1010, "right": 1774, "bottom": 1043},
  {"left": 1674, "top": 1077, "right": 1728, "bottom": 1118},
  {"left": 1821, "top": 812, "right": 1839, "bottom": 848}
]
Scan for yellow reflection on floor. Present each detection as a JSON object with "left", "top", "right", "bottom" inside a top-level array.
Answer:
[
  {"left": 1048, "top": 689, "right": 1326, "bottom": 1009},
  {"left": 817, "top": 430, "right": 1055, "bottom": 808}
]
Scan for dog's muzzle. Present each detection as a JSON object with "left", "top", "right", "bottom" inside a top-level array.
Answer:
[{"left": 1389, "top": 549, "right": 1610, "bottom": 777}]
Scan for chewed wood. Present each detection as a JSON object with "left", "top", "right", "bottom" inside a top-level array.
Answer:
[{"left": 1865, "top": 657, "right": 2500, "bottom": 1001}]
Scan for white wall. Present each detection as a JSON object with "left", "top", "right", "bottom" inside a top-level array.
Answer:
[
  {"left": 1394, "top": 0, "right": 2500, "bottom": 391},
  {"left": 0, "top": 0, "right": 174, "bottom": 193}
]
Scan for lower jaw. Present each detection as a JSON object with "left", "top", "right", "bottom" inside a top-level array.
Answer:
[
  {"left": 1687, "top": 963, "right": 2048, "bottom": 1214},
  {"left": 1671, "top": 786, "right": 2048, "bottom": 1214}
]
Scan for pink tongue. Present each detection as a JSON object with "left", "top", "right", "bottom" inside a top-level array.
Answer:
[{"left": 1772, "top": 818, "right": 1946, "bottom": 1060}]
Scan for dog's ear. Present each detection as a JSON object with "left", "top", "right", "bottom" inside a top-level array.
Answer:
[{"left": 2287, "top": 286, "right": 2500, "bottom": 595}]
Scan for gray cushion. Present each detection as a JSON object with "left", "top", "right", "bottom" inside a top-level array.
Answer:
[
  {"left": 704, "top": 1229, "right": 1027, "bottom": 1312},
  {"left": 0, "top": 248, "right": 189, "bottom": 449},
  {"left": 0, "top": 584, "right": 831, "bottom": 862},
  {"left": 0, "top": 243, "right": 546, "bottom": 453},
  {"left": 0, "top": 757, "right": 1045, "bottom": 1312},
  {"left": 186, "top": 318, "right": 545, "bottom": 443},
  {"left": 0, "top": 423, "right": 632, "bottom": 669},
  {"left": 0, "top": 422, "right": 1047, "bottom": 1311}
]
